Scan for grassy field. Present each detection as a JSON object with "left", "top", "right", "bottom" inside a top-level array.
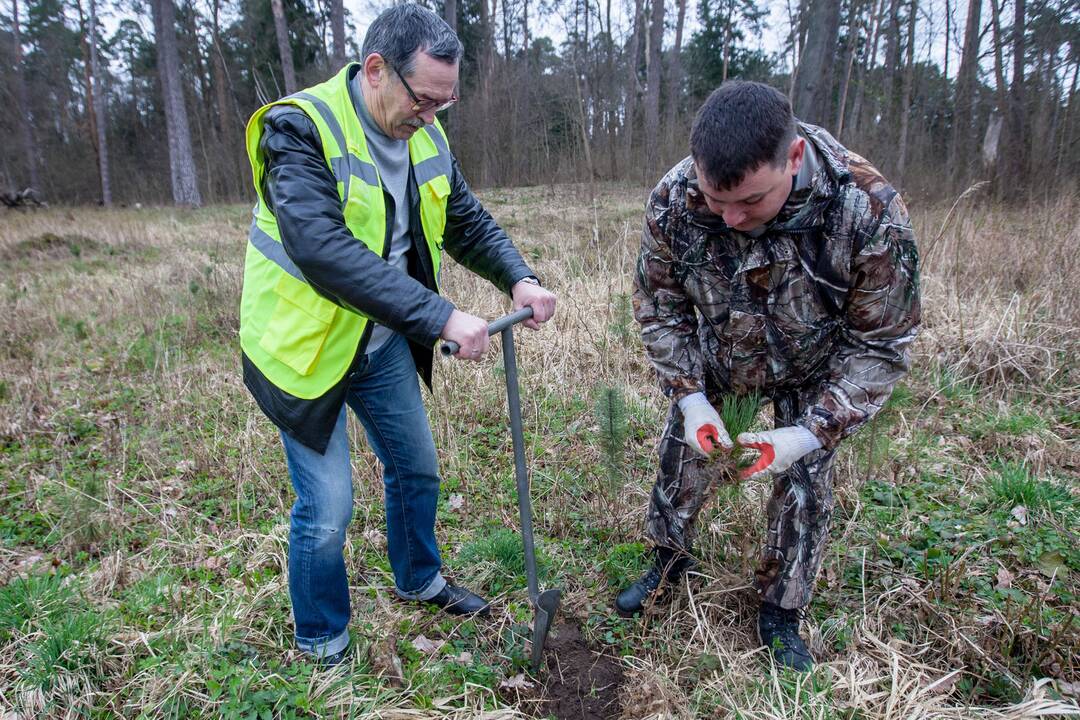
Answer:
[{"left": 0, "top": 185, "right": 1077, "bottom": 719}]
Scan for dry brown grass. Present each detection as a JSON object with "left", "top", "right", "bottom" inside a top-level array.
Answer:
[{"left": 0, "top": 185, "right": 1077, "bottom": 718}]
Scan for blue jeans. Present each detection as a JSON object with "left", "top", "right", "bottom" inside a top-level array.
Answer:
[{"left": 280, "top": 333, "right": 446, "bottom": 657}]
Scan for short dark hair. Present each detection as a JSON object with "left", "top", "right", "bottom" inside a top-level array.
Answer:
[
  {"left": 690, "top": 81, "right": 797, "bottom": 191},
  {"left": 361, "top": 4, "right": 463, "bottom": 77}
]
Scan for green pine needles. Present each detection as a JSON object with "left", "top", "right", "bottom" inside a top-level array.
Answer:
[
  {"left": 720, "top": 392, "right": 762, "bottom": 446},
  {"left": 715, "top": 392, "right": 762, "bottom": 475},
  {"left": 594, "top": 384, "right": 629, "bottom": 496}
]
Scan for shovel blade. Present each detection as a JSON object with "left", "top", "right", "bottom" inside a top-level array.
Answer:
[{"left": 529, "top": 588, "right": 562, "bottom": 672}]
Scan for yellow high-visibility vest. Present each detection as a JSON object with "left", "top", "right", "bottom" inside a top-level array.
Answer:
[{"left": 239, "top": 64, "right": 452, "bottom": 399}]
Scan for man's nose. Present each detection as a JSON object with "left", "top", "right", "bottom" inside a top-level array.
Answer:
[
  {"left": 723, "top": 208, "right": 746, "bottom": 227},
  {"left": 417, "top": 108, "right": 437, "bottom": 125}
]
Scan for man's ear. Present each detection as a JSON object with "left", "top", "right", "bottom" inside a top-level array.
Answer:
[
  {"left": 362, "top": 53, "right": 386, "bottom": 88},
  {"left": 787, "top": 137, "right": 806, "bottom": 175}
]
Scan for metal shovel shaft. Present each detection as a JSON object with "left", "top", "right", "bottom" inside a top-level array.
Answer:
[
  {"left": 502, "top": 323, "right": 561, "bottom": 672},
  {"left": 501, "top": 324, "right": 540, "bottom": 603}
]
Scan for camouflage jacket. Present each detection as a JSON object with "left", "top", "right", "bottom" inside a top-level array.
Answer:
[{"left": 633, "top": 123, "right": 921, "bottom": 449}]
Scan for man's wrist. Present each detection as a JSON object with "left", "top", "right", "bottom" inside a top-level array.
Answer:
[{"left": 516, "top": 276, "right": 541, "bottom": 287}]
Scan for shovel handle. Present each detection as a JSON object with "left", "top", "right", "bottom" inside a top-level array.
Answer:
[{"left": 440, "top": 307, "right": 535, "bottom": 357}]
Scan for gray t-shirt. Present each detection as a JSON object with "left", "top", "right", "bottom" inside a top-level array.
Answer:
[{"left": 351, "top": 74, "right": 413, "bottom": 355}]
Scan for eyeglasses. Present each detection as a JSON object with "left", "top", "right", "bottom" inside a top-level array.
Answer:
[{"left": 390, "top": 64, "right": 458, "bottom": 113}]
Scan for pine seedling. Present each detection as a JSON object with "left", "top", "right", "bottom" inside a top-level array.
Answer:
[
  {"left": 713, "top": 392, "right": 761, "bottom": 481},
  {"left": 594, "top": 384, "right": 629, "bottom": 499},
  {"left": 608, "top": 293, "right": 635, "bottom": 342}
]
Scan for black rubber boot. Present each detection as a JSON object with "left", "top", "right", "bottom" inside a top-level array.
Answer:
[
  {"left": 758, "top": 602, "right": 814, "bottom": 671},
  {"left": 614, "top": 547, "right": 691, "bottom": 617}
]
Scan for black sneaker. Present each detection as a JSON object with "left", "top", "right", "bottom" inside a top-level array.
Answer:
[
  {"left": 314, "top": 644, "right": 352, "bottom": 668},
  {"left": 758, "top": 602, "right": 813, "bottom": 671},
  {"left": 614, "top": 547, "right": 691, "bottom": 617},
  {"left": 423, "top": 582, "right": 491, "bottom": 617}
]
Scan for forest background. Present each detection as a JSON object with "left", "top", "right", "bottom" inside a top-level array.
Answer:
[{"left": 1, "top": 0, "right": 1078, "bottom": 205}]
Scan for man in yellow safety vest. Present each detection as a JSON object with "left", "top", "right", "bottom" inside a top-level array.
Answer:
[{"left": 238, "top": 4, "right": 556, "bottom": 665}]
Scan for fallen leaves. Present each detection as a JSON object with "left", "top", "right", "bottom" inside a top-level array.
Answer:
[
  {"left": 370, "top": 636, "right": 404, "bottom": 687},
  {"left": 410, "top": 635, "right": 444, "bottom": 655},
  {"left": 499, "top": 673, "right": 534, "bottom": 690},
  {"left": 1036, "top": 551, "right": 1069, "bottom": 578},
  {"left": 362, "top": 528, "right": 387, "bottom": 549}
]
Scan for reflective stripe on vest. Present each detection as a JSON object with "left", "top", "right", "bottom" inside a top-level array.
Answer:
[{"left": 248, "top": 220, "right": 303, "bottom": 282}]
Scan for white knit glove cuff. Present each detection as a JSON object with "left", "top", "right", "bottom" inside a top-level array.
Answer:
[
  {"left": 780, "top": 426, "right": 823, "bottom": 456},
  {"left": 677, "top": 392, "right": 710, "bottom": 413}
]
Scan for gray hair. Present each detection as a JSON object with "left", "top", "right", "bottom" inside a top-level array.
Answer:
[{"left": 361, "top": 4, "right": 463, "bottom": 77}]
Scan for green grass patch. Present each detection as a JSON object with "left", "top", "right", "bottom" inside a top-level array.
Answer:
[{"left": 987, "top": 462, "right": 1075, "bottom": 515}]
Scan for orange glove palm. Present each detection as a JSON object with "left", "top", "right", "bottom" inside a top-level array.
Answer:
[{"left": 736, "top": 427, "right": 822, "bottom": 480}]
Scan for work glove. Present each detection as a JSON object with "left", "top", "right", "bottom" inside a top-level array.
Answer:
[
  {"left": 737, "top": 426, "right": 822, "bottom": 480},
  {"left": 679, "top": 394, "right": 733, "bottom": 456}
]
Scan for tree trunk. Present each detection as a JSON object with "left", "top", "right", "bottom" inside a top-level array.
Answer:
[
  {"left": 849, "top": 0, "right": 884, "bottom": 136},
  {"left": 444, "top": 0, "right": 457, "bottom": 32},
  {"left": 1036, "top": 45, "right": 1059, "bottom": 180},
  {"left": 89, "top": 0, "right": 111, "bottom": 204},
  {"left": 664, "top": 0, "right": 687, "bottom": 147},
  {"left": 895, "top": 0, "right": 917, "bottom": 185},
  {"left": 791, "top": 0, "right": 842, "bottom": 124},
  {"left": 722, "top": 0, "right": 733, "bottom": 82},
  {"left": 574, "top": 61, "right": 597, "bottom": 186},
  {"left": 835, "top": 0, "right": 866, "bottom": 137},
  {"left": 949, "top": 0, "right": 981, "bottom": 188},
  {"left": 271, "top": 0, "right": 297, "bottom": 96},
  {"left": 1056, "top": 57, "right": 1079, "bottom": 177},
  {"left": 943, "top": 0, "right": 950, "bottom": 81},
  {"left": 623, "top": 0, "right": 644, "bottom": 164},
  {"left": 182, "top": 5, "right": 212, "bottom": 112},
  {"left": 10, "top": 0, "right": 41, "bottom": 191},
  {"left": 330, "top": 0, "right": 346, "bottom": 69},
  {"left": 988, "top": 0, "right": 1008, "bottom": 114},
  {"left": 477, "top": 0, "right": 494, "bottom": 183},
  {"left": 786, "top": 0, "right": 802, "bottom": 96},
  {"left": 881, "top": 0, "right": 902, "bottom": 159},
  {"left": 75, "top": 0, "right": 103, "bottom": 194},
  {"left": 211, "top": 0, "right": 241, "bottom": 198},
  {"left": 1004, "top": 0, "right": 1026, "bottom": 186},
  {"left": 644, "top": 0, "right": 664, "bottom": 178},
  {"left": 520, "top": 0, "right": 528, "bottom": 55},
  {"left": 152, "top": 0, "right": 202, "bottom": 206},
  {"left": 502, "top": 0, "right": 511, "bottom": 59}
]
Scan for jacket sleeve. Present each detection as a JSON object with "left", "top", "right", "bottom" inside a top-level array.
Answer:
[
  {"left": 441, "top": 155, "right": 536, "bottom": 293},
  {"left": 797, "top": 191, "right": 921, "bottom": 449},
  {"left": 632, "top": 180, "right": 705, "bottom": 402},
  {"left": 260, "top": 107, "right": 454, "bottom": 346}
]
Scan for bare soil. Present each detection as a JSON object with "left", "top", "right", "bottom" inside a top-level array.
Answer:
[{"left": 536, "top": 622, "right": 626, "bottom": 720}]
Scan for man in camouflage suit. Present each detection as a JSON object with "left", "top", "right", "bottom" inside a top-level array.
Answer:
[{"left": 615, "top": 81, "right": 920, "bottom": 671}]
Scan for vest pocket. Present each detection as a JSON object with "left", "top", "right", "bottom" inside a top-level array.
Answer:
[
  {"left": 258, "top": 274, "right": 338, "bottom": 376},
  {"left": 423, "top": 174, "right": 451, "bottom": 244}
]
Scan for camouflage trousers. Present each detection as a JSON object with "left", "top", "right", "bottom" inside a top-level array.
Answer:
[{"left": 645, "top": 391, "right": 837, "bottom": 610}]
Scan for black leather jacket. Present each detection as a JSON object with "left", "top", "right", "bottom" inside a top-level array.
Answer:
[{"left": 243, "top": 79, "right": 535, "bottom": 453}]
